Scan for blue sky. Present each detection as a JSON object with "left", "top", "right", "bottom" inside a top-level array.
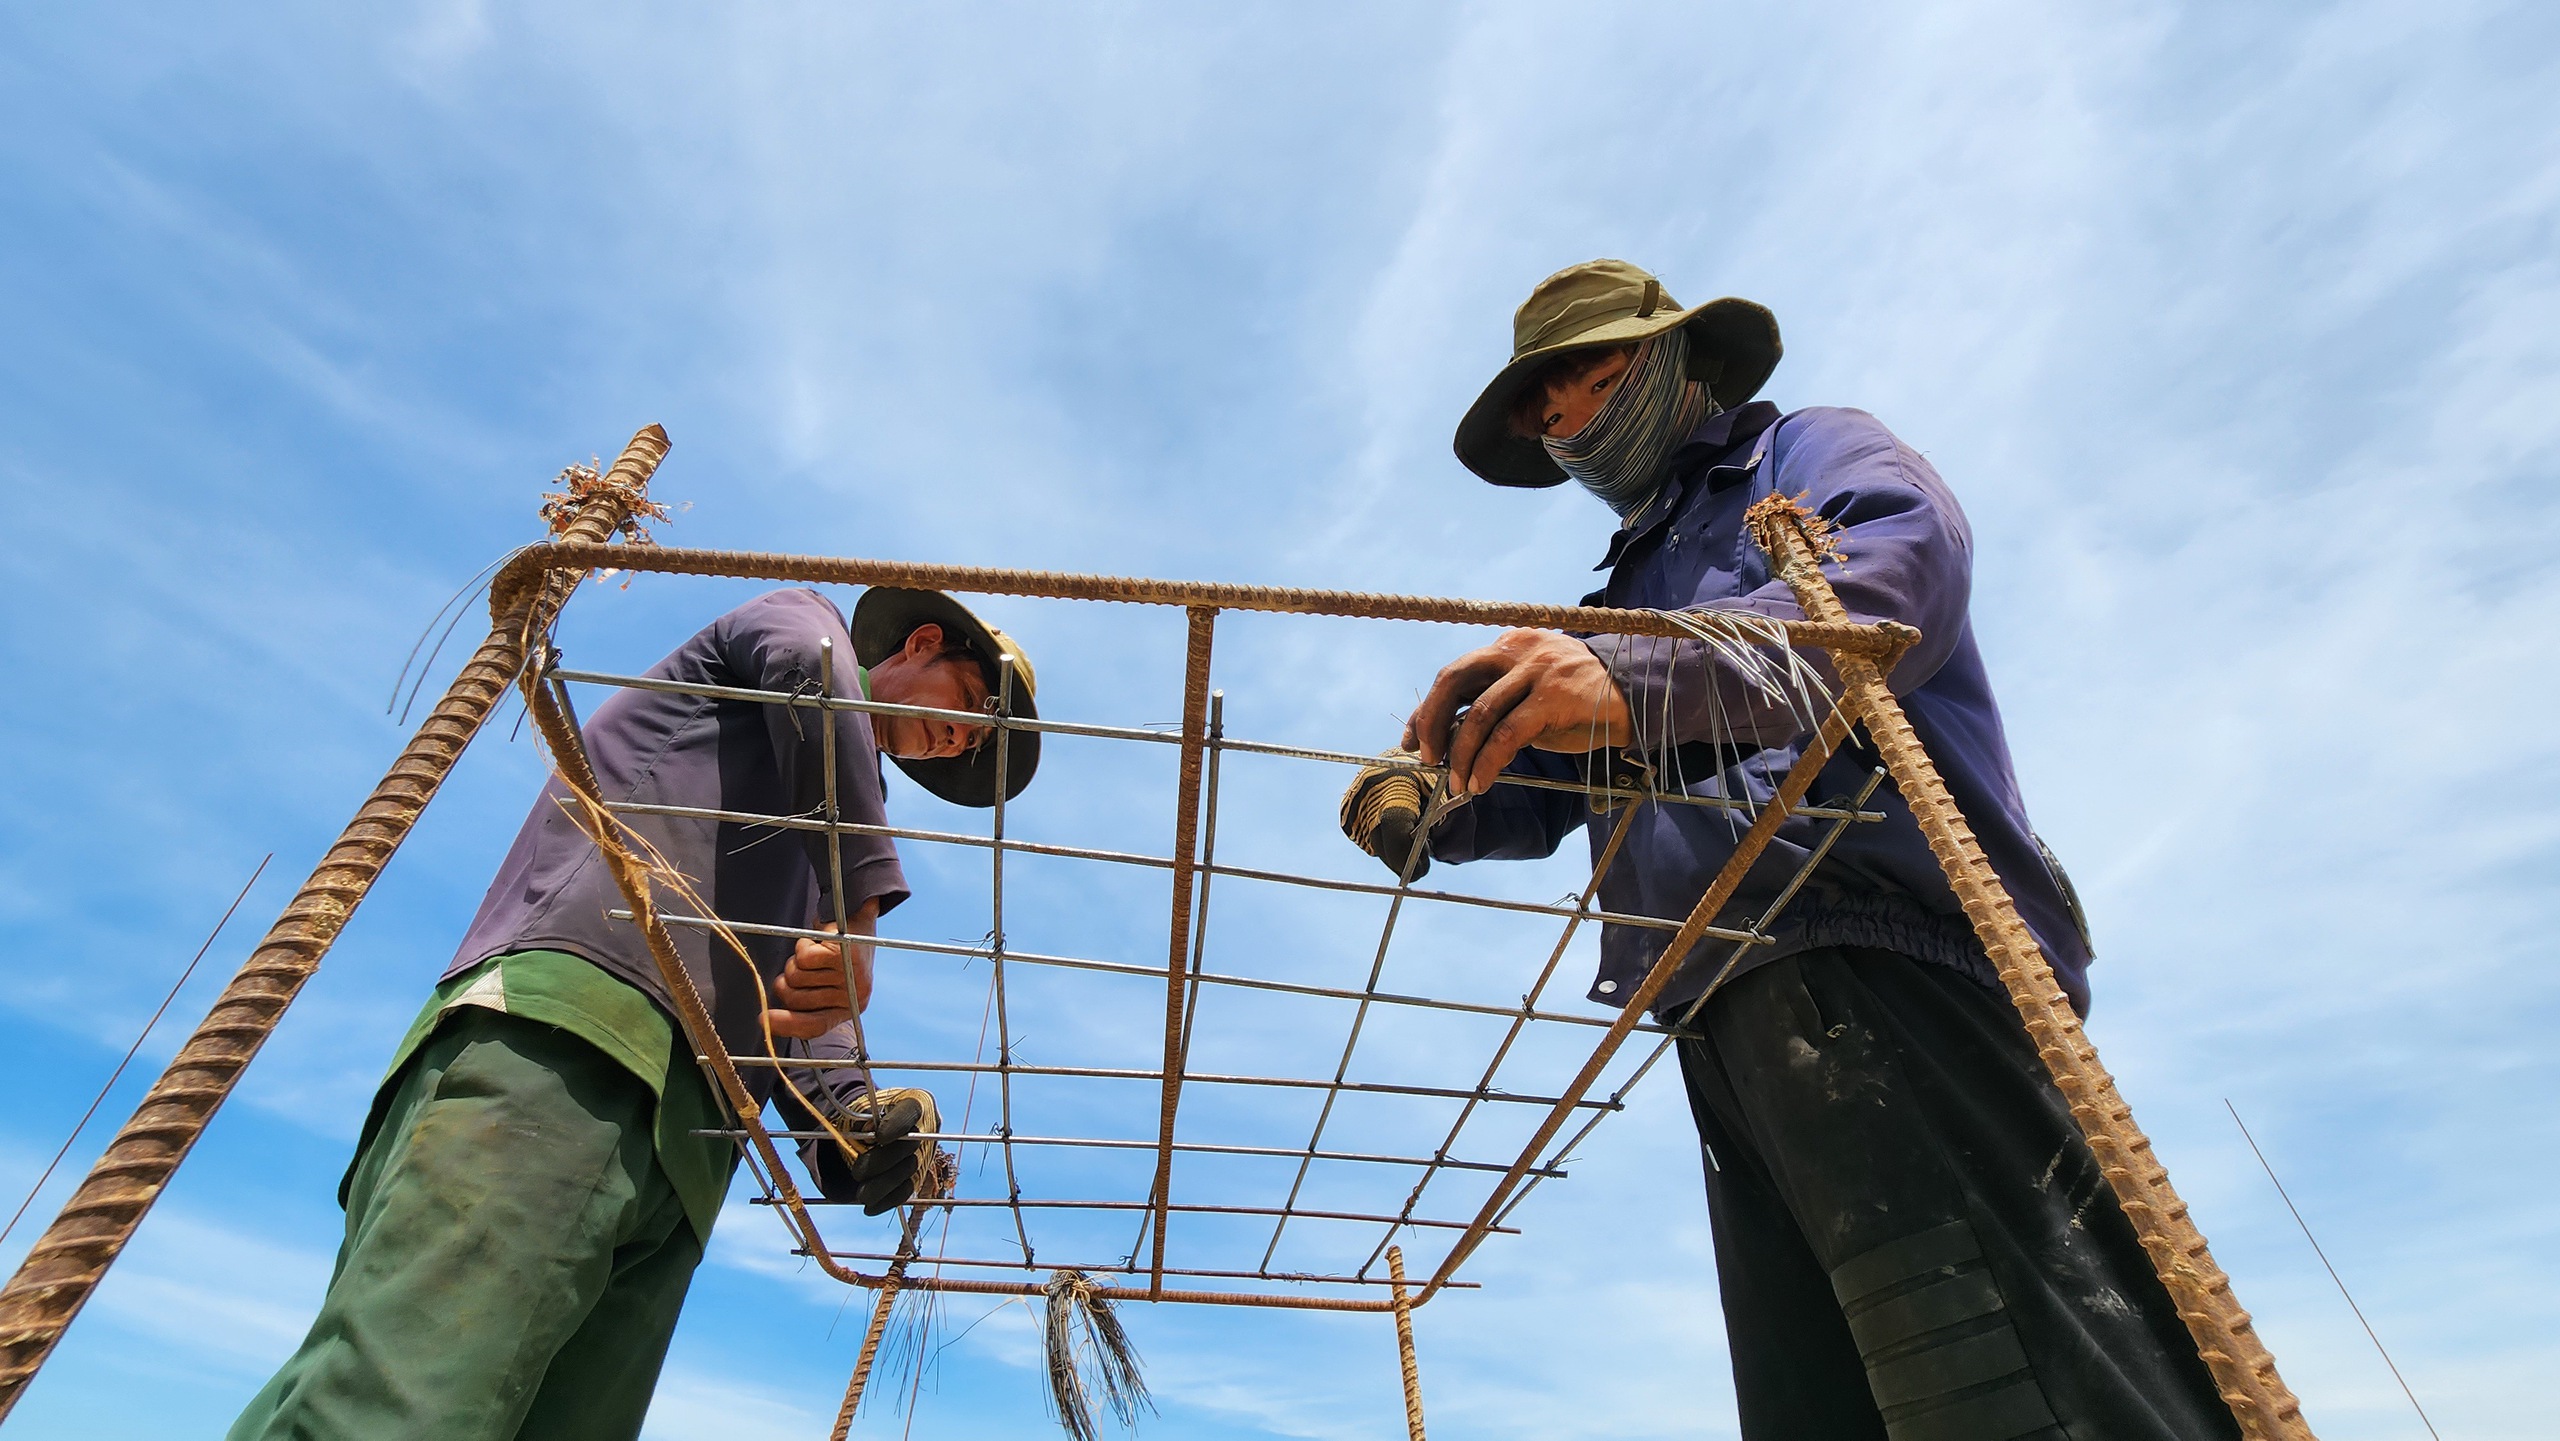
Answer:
[{"left": 2, "top": 2, "right": 2555, "bottom": 1437}]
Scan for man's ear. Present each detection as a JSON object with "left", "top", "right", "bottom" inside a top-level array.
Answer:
[{"left": 902, "top": 622, "right": 946, "bottom": 659}]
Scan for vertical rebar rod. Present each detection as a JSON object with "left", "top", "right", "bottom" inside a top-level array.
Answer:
[
  {"left": 1143, "top": 607, "right": 1217, "bottom": 1296},
  {"left": 1746, "top": 495, "right": 2309, "bottom": 1440},
  {"left": 1171, "top": 691, "right": 1225, "bottom": 1080},
  {"left": 814, "top": 638, "right": 880, "bottom": 1094},
  {"left": 0, "top": 425, "right": 671, "bottom": 1416},
  {"left": 986, "top": 658, "right": 1034, "bottom": 1264},
  {"left": 1387, "top": 1246, "right": 1426, "bottom": 1441},
  {"left": 829, "top": 1206, "right": 926, "bottom": 1440},
  {"left": 1127, "top": 690, "right": 1223, "bottom": 1269}
]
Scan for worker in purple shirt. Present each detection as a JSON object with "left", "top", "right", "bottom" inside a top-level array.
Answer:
[
  {"left": 1340, "top": 261, "right": 2236, "bottom": 1440},
  {"left": 233, "top": 585, "right": 1041, "bottom": 1441}
]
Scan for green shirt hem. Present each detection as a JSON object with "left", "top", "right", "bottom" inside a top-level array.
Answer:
[{"left": 389, "top": 949, "right": 734, "bottom": 1242}]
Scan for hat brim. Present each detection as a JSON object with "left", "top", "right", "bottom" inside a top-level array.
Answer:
[
  {"left": 849, "top": 587, "right": 1038, "bottom": 808},
  {"left": 1452, "top": 296, "right": 1782, "bottom": 488}
]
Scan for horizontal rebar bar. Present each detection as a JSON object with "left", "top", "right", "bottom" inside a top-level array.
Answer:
[
  {"left": 556, "top": 666, "right": 1884, "bottom": 823},
  {"left": 697, "top": 1129, "right": 1566, "bottom": 1178},
  {"left": 514, "top": 545, "right": 1916, "bottom": 656},
  {"left": 623, "top": 910, "right": 1686, "bottom": 1034},
  {"left": 716, "top": 1055, "right": 1620, "bottom": 1112},
  {"left": 756, "top": 1195, "right": 1519, "bottom": 1234},
  {"left": 604, "top": 799, "right": 1728, "bottom": 935},
  {"left": 797, "top": 1248, "right": 1480, "bottom": 1291}
]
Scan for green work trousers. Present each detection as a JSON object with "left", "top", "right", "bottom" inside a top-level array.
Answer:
[{"left": 229, "top": 1009, "right": 713, "bottom": 1441}]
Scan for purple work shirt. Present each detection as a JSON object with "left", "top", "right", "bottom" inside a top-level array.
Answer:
[
  {"left": 1431, "top": 402, "right": 2095, "bottom": 1020},
  {"left": 450, "top": 588, "right": 910, "bottom": 1103}
]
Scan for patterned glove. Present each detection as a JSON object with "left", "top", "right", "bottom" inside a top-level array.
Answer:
[
  {"left": 801, "top": 1086, "right": 945, "bottom": 1216},
  {"left": 1338, "top": 749, "right": 1443, "bottom": 881}
]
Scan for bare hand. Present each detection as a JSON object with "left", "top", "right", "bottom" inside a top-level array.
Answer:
[
  {"left": 1402, "top": 629, "right": 1634, "bottom": 798},
  {"left": 768, "top": 922, "right": 873, "bottom": 1040}
]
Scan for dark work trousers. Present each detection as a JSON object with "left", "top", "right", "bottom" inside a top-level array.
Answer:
[{"left": 1675, "top": 947, "right": 2239, "bottom": 1441}]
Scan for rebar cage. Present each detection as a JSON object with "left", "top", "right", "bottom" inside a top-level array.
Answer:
[
  {"left": 0, "top": 429, "right": 2311, "bottom": 1440},
  {"left": 538, "top": 575, "right": 1889, "bottom": 1316}
]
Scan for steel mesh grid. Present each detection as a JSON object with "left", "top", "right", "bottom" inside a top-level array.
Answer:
[{"left": 535, "top": 583, "right": 1885, "bottom": 1313}]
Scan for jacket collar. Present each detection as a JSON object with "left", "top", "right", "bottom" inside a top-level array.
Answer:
[{"left": 1592, "top": 401, "right": 1783, "bottom": 570}]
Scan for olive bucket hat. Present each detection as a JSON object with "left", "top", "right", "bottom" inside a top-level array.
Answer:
[
  {"left": 849, "top": 587, "right": 1039, "bottom": 808},
  {"left": 1453, "top": 259, "right": 1782, "bottom": 488}
]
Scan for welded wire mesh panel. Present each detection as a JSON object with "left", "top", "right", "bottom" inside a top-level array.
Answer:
[{"left": 540, "top": 574, "right": 1875, "bottom": 1312}]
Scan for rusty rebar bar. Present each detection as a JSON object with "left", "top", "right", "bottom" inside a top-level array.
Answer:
[
  {"left": 0, "top": 425, "right": 671, "bottom": 1417},
  {"left": 1144, "top": 607, "right": 1217, "bottom": 1296},
  {"left": 506, "top": 543, "right": 1915, "bottom": 657},
  {"left": 1388, "top": 1247, "right": 1426, "bottom": 1441},
  {"left": 1748, "top": 494, "right": 2311, "bottom": 1441}
]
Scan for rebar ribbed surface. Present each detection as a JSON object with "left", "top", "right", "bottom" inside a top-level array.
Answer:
[
  {"left": 0, "top": 425, "right": 669, "bottom": 1417},
  {"left": 1747, "top": 493, "right": 2310, "bottom": 1441}
]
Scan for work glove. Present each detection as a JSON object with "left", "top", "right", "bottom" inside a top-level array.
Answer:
[
  {"left": 799, "top": 1086, "right": 945, "bottom": 1216},
  {"left": 1338, "top": 749, "right": 1443, "bottom": 881}
]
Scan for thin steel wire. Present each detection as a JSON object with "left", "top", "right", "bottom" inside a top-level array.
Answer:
[
  {"left": 2227, "top": 1101, "right": 2438, "bottom": 1440},
  {"left": 812, "top": 639, "right": 881, "bottom": 1095},
  {"left": 631, "top": 909, "right": 1690, "bottom": 1035},
  {"left": 554, "top": 664, "right": 1880, "bottom": 822},
  {"left": 987, "top": 661, "right": 1034, "bottom": 1265},
  {"left": 766, "top": 1196, "right": 1520, "bottom": 1235},
  {"left": 798, "top": 1248, "right": 1480, "bottom": 1291},
  {"left": 0, "top": 856, "right": 270, "bottom": 1250},
  {"left": 719, "top": 1055, "right": 1618, "bottom": 1112},
  {"left": 601, "top": 799, "right": 1730, "bottom": 936},
  {"left": 706, "top": 1130, "right": 1567, "bottom": 1178}
]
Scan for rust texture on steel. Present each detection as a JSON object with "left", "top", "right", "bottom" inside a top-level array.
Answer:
[
  {"left": 828, "top": 1242, "right": 912, "bottom": 1441},
  {"left": 1145, "top": 607, "right": 1217, "bottom": 1296},
  {"left": 1747, "top": 493, "right": 2310, "bottom": 1441},
  {"left": 1387, "top": 1246, "right": 1426, "bottom": 1441},
  {"left": 505, "top": 541, "right": 1914, "bottom": 658},
  {"left": 0, "top": 424, "right": 672, "bottom": 1419}
]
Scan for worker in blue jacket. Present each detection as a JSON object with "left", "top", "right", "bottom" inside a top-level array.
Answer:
[{"left": 1341, "top": 260, "right": 2238, "bottom": 1440}]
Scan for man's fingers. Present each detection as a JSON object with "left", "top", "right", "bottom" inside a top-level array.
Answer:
[
  {"left": 764, "top": 1006, "right": 849, "bottom": 1040},
  {"left": 1474, "top": 687, "right": 1567, "bottom": 795},
  {"left": 1445, "top": 668, "right": 1534, "bottom": 796},
  {"left": 1405, "top": 651, "right": 1506, "bottom": 765}
]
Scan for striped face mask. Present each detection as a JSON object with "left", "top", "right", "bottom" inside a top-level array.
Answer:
[{"left": 1543, "top": 330, "right": 1718, "bottom": 518}]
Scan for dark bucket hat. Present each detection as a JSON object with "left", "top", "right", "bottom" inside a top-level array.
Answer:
[
  {"left": 850, "top": 587, "right": 1039, "bottom": 808},
  {"left": 1453, "top": 259, "right": 1781, "bottom": 488}
]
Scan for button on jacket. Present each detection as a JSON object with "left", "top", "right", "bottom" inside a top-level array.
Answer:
[{"left": 1430, "top": 402, "right": 2094, "bottom": 1018}]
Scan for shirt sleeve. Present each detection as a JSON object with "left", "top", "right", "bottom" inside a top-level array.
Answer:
[
  {"left": 716, "top": 589, "right": 912, "bottom": 919},
  {"left": 775, "top": 1021, "right": 874, "bottom": 1123},
  {"left": 1584, "top": 408, "right": 1974, "bottom": 753},
  {"left": 1426, "top": 748, "right": 1594, "bottom": 865}
]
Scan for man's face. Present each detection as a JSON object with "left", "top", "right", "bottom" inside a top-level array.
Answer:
[
  {"left": 868, "top": 623, "right": 995, "bottom": 760},
  {"left": 1530, "top": 347, "right": 1634, "bottom": 440}
]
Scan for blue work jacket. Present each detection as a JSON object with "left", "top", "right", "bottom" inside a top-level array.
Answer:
[{"left": 1429, "top": 402, "right": 2094, "bottom": 1020}]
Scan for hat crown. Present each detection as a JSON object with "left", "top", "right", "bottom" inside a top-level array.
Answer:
[{"left": 1513, "top": 259, "right": 1683, "bottom": 359}]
